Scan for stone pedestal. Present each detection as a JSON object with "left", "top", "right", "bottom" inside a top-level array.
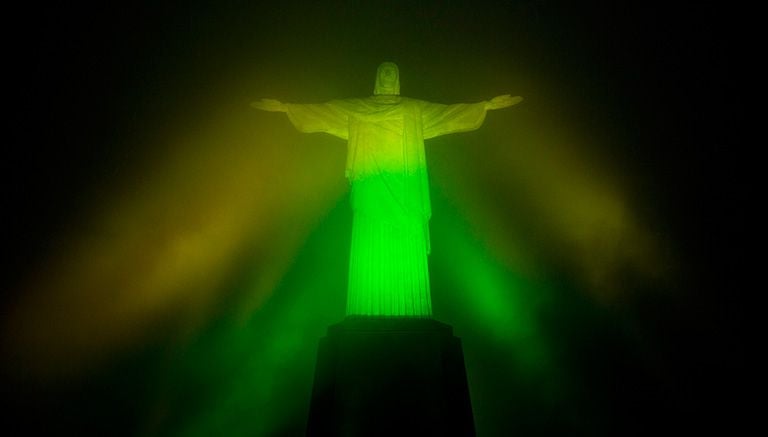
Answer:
[{"left": 306, "top": 317, "right": 475, "bottom": 436}]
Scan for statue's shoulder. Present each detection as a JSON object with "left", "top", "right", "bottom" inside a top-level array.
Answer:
[
  {"left": 338, "top": 96, "right": 424, "bottom": 114},
  {"left": 353, "top": 96, "right": 405, "bottom": 110}
]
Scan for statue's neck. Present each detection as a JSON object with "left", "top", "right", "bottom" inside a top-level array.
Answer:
[{"left": 372, "top": 94, "right": 401, "bottom": 104}]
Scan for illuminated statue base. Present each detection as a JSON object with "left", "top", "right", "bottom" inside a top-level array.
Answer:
[{"left": 306, "top": 317, "right": 475, "bottom": 436}]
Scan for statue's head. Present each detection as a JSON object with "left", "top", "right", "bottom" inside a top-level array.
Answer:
[{"left": 373, "top": 62, "right": 400, "bottom": 96}]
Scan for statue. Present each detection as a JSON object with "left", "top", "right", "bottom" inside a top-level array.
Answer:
[{"left": 252, "top": 62, "right": 522, "bottom": 318}]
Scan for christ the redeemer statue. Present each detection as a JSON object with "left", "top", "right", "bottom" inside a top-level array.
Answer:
[{"left": 252, "top": 62, "right": 521, "bottom": 318}]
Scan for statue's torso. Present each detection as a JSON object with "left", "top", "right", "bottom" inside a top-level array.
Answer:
[
  {"left": 343, "top": 97, "right": 430, "bottom": 222},
  {"left": 345, "top": 97, "right": 423, "bottom": 180}
]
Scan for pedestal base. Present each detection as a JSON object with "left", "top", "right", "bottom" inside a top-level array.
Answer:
[{"left": 306, "top": 317, "right": 475, "bottom": 436}]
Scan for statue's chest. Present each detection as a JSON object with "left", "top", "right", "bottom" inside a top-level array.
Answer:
[
  {"left": 352, "top": 104, "right": 416, "bottom": 139},
  {"left": 357, "top": 117, "right": 404, "bottom": 139}
]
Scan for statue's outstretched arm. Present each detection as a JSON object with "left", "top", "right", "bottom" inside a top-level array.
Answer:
[
  {"left": 485, "top": 95, "right": 523, "bottom": 110},
  {"left": 250, "top": 98, "right": 350, "bottom": 139},
  {"left": 250, "top": 98, "right": 287, "bottom": 112}
]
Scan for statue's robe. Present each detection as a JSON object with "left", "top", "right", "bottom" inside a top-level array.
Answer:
[{"left": 285, "top": 96, "right": 487, "bottom": 317}]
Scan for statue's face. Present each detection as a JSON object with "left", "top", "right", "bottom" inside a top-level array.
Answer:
[
  {"left": 374, "top": 62, "right": 400, "bottom": 95},
  {"left": 378, "top": 64, "right": 398, "bottom": 88}
]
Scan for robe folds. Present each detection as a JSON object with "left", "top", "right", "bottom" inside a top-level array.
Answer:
[{"left": 285, "top": 96, "right": 487, "bottom": 317}]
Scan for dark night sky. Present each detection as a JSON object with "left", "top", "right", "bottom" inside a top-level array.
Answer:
[{"left": 4, "top": 1, "right": 746, "bottom": 436}]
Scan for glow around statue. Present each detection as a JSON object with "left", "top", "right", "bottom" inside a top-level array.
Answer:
[{"left": 252, "top": 62, "right": 522, "bottom": 318}]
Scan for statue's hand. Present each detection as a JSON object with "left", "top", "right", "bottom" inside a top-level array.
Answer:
[
  {"left": 250, "top": 98, "right": 287, "bottom": 112},
  {"left": 486, "top": 94, "right": 523, "bottom": 110}
]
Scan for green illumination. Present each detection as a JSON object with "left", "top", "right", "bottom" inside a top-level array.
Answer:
[{"left": 252, "top": 62, "right": 522, "bottom": 317}]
